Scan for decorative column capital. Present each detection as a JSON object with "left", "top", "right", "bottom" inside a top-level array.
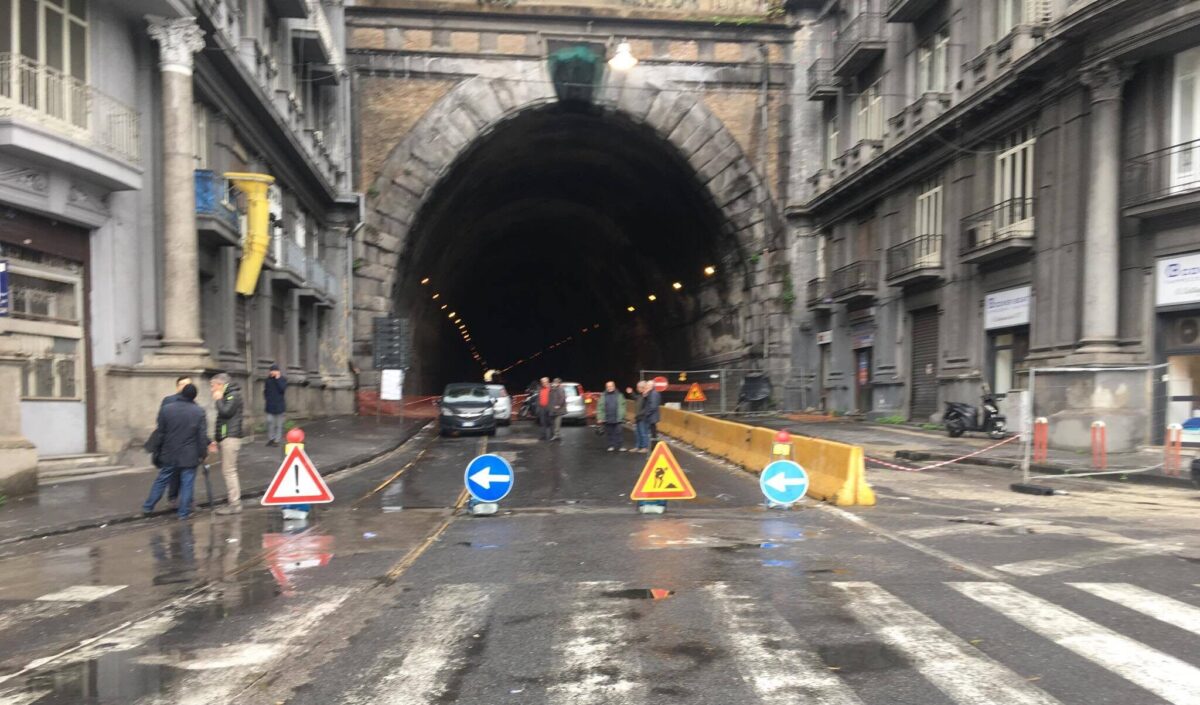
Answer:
[
  {"left": 146, "top": 16, "right": 205, "bottom": 75},
  {"left": 1080, "top": 60, "right": 1132, "bottom": 104}
]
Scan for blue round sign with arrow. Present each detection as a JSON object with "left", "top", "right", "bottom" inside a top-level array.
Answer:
[
  {"left": 759, "top": 460, "right": 809, "bottom": 506},
  {"left": 464, "top": 453, "right": 515, "bottom": 503}
]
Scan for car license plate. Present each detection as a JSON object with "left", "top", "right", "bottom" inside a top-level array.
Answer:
[{"left": 462, "top": 421, "right": 474, "bottom": 427}]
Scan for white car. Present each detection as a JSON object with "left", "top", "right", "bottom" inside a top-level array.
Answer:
[
  {"left": 486, "top": 384, "right": 512, "bottom": 425},
  {"left": 560, "top": 382, "right": 587, "bottom": 424}
]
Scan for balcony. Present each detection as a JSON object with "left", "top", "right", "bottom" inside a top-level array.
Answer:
[
  {"left": 834, "top": 13, "right": 887, "bottom": 77},
  {"left": 1123, "top": 139, "right": 1200, "bottom": 217},
  {"left": 806, "top": 59, "right": 839, "bottom": 101},
  {"left": 307, "top": 258, "right": 339, "bottom": 304},
  {"left": 0, "top": 53, "right": 141, "bottom": 190},
  {"left": 887, "top": 92, "right": 950, "bottom": 144},
  {"left": 838, "top": 139, "right": 884, "bottom": 177},
  {"left": 887, "top": 0, "right": 941, "bottom": 22},
  {"left": 807, "top": 278, "right": 833, "bottom": 312},
  {"left": 960, "top": 198, "right": 1035, "bottom": 263},
  {"left": 194, "top": 170, "right": 241, "bottom": 247},
  {"left": 273, "top": 235, "right": 309, "bottom": 286},
  {"left": 887, "top": 234, "right": 943, "bottom": 287},
  {"left": 268, "top": 0, "right": 310, "bottom": 18},
  {"left": 288, "top": 0, "right": 342, "bottom": 81},
  {"left": 808, "top": 168, "right": 836, "bottom": 197},
  {"left": 831, "top": 260, "right": 879, "bottom": 305}
]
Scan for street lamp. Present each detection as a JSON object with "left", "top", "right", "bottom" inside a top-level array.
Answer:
[
  {"left": 704, "top": 265, "right": 716, "bottom": 276},
  {"left": 609, "top": 42, "right": 638, "bottom": 71}
]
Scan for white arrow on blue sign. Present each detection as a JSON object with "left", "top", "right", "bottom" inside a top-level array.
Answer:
[
  {"left": 759, "top": 460, "right": 809, "bottom": 505},
  {"left": 464, "top": 453, "right": 514, "bottom": 503}
]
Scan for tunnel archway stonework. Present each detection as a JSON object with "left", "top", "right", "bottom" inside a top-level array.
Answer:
[{"left": 354, "top": 71, "right": 790, "bottom": 388}]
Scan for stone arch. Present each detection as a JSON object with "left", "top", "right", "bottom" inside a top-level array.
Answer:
[{"left": 362, "top": 71, "right": 785, "bottom": 311}]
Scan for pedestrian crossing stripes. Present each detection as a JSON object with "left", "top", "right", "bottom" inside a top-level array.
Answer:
[
  {"left": 1069, "top": 582, "right": 1200, "bottom": 635},
  {"left": 548, "top": 581, "right": 645, "bottom": 704},
  {"left": 993, "top": 542, "right": 1181, "bottom": 577},
  {"left": 950, "top": 582, "right": 1200, "bottom": 705},
  {"left": 0, "top": 584, "right": 126, "bottom": 634}
]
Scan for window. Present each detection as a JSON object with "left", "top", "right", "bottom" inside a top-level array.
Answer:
[
  {"left": 989, "top": 329, "right": 1029, "bottom": 395},
  {"left": 1172, "top": 47, "right": 1200, "bottom": 190},
  {"left": 9, "top": 271, "right": 79, "bottom": 323},
  {"left": 824, "top": 112, "right": 840, "bottom": 171},
  {"left": 915, "top": 177, "right": 943, "bottom": 236},
  {"left": 18, "top": 339, "right": 79, "bottom": 399},
  {"left": 855, "top": 79, "right": 883, "bottom": 142},
  {"left": 917, "top": 28, "right": 949, "bottom": 95},
  {"left": 996, "top": 0, "right": 1022, "bottom": 40},
  {"left": 994, "top": 125, "right": 1036, "bottom": 226},
  {"left": 4, "top": 0, "right": 88, "bottom": 124}
]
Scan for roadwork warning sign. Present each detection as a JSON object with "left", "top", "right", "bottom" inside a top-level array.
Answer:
[
  {"left": 630, "top": 442, "right": 696, "bottom": 501},
  {"left": 683, "top": 383, "right": 707, "bottom": 403},
  {"left": 262, "top": 446, "right": 334, "bottom": 505}
]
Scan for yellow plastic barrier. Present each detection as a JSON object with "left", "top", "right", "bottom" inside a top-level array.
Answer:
[{"left": 657, "top": 407, "right": 875, "bottom": 506}]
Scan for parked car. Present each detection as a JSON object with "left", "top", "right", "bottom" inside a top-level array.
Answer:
[
  {"left": 486, "top": 384, "right": 511, "bottom": 426},
  {"left": 439, "top": 383, "right": 496, "bottom": 436},
  {"left": 560, "top": 382, "right": 587, "bottom": 425}
]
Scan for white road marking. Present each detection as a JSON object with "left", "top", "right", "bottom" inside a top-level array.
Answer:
[
  {"left": 548, "top": 581, "right": 644, "bottom": 705},
  {"left": 36, "top": 585, "right": 127, "bottom": 602},
  {"left": 831, "top": 582, "right": 1062, "bottom": 705},
  {"left": 950, "top": 582, "right": 1200, "bottom": 705},
  {"left": 902, "top": 519, "right": 1039, "bottom": 539},
  {"left": 706, "top": 582, "right": 864, "bottom": 705},
  {"left": 1069, "top": 583, "right": 1200, "bottom": 635},
  {"left": 356, "top": 584, "right": 495, "bottom": 705},
  {"left": 0, "top": 690, "right": 51, "bottom": 705},
  {"left": 993, "top": 543, "right": 1181, "bottom": 576}
]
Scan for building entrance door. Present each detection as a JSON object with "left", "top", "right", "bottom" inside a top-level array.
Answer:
[
  {"left": 855, "top": 348, "right": 872, "bottom": 414},
  {"left": 909, "top": 307, "right": 939, "bottom": 421}
]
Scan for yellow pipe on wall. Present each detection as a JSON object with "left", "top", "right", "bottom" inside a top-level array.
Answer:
[{"left": 225, "top": 172, "right": 276, "bottom": 296}]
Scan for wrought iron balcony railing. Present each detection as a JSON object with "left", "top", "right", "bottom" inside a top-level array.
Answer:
[
  {"left": 887, "top": 234, "right": 943, "bottom": 279},
  {"left": 806, "top": 59, "right": 838, "bottom": 99},
  {"left": 831, "top": 260, "right": 879, "bottom": 299},
  {"left": 835, "top": 13, "right": 886, "bottom": 74},
  {"left": 806, "top": 277, "right": 831, "bottom": 309},
  {"left": 0, "top": 53, "right": 140, "bottom": 163},
  {"left": 960, "top": 198, "right": 1036, "bottom": 255},
  {"left": 194, "top": 170, "right": 240, "bottom": 234},
  {"left": 1124, "top": 138, "right": 1200, "bottom": 206}
]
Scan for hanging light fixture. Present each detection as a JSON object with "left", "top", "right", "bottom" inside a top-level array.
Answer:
[{"left": 608, "top": 41, "right": 638, "bottom": 71}]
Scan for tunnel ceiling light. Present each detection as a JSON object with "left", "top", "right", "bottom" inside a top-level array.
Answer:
[
  {"left": 609, "top": 41, "right": 638, "bottom": 71},
  {"left": 448, "top": 311, "right": 456, "bottom": 318},
  {"left": 627, "top": 306, "right": 636, "bottom": 312},
  {"left": 593, "top": 323, "right": 600, "bottom": 329},
  {"left": 704, "top": 266, "right": 716, "bottom": 276},
  {"left": 432, "top": 293, "right": 440, "bottom": 300},
  {"left": 440, "top": 304, "right": 448, "bottom": 310},
  {"left": 420, "top": 278, "right": 430, "bottom": 285},
  {"left": 648, "top": 294, "right": 657, "bottom": 302},
  {"left": 672, "top": 281, "right": 683, "bottom": 290}
]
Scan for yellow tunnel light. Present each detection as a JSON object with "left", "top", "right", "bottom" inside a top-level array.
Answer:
[
  {"left": 704, "top": 265, "right": 716, "bottom": 276},
  {"left": 440, "top": 304, "right": 448, "bottom": 310},
  {"left": 421, "top": 277, "right": 431, "bottom": 285},
  {"left": 672, "top": 281, "right": 683, "bottom": 290},
  {"left": 648, "top": 294, "right": 657, "bottom": 302},
  {"left": 432, "top": 293, "right": 440, "bottom": 300},
  {"left": 226, "top": 172, "right": 276, "bottom": 295},
  {"left": 448, "top": 311, "right": 456, "bottom": 318},
  {"left": 627, "top": 306, "right": 636, "bottom": 312}
]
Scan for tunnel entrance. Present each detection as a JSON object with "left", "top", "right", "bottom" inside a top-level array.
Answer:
[{"left": 395, "top": 103, "right": 748, "bottom": 394}]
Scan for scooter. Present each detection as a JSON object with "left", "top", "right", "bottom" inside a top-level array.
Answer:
[{"left": 944, "top": 387, "right": 1008, "bottom": 439}]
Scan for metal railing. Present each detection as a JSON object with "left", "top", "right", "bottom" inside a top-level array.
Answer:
[
  {"left": 887, "top": 234, "right": 943, "bottom": 278},
  {"left": 960, "top": 198, "right": 1036, "bottom": 254},
  {"left": 806, "top": 277, "right": 829, "bottom": 308},
  {"left": 831, "top": 260, "right": 879, "bottom": 298},
  {"left": 277, "top": 236, "right": 308, "bottom": 279},
  {"left": 836, "top": 13, "right": 886, "bottom": 67},
  {"left": 194, "top": 170, "right": 240, "bottom": 233},
  {"left": 307, "top": 258, "right": 339, "bottom": 300},
  {"left": 0, "top": 53, "right": 140, "bottom": 163},
  {"left": 1124, "top": 138, "right": 1200, "bottom": 205}
]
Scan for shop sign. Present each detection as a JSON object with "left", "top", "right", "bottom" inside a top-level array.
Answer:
[
  {"left": 984, "top": 286, "right": 1031, "bottom": 330},
  {"left": 1156, "top": 252, "right": 1200, "bottom": 307},
  {"left": 816, "top": 330, "right": 832, "bottom": 345},
  {"left": 850, "top": 323, "right": 874, "bottom": 350},
  {"left": 0, "top": 260, "right": 8, "bottom": 317}
]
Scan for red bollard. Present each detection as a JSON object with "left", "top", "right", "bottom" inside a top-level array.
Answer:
[
  {"left": 1164, "top": 424, "right": 1183, "bottom": 476},
  {"left": 1033, "top": 417, "right": 1049, "bottom": 463},
  {"left": 1090, "top": 421, "right": 1107, "bottom": 470}
]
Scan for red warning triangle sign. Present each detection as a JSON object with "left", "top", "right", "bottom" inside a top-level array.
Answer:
[
  {"left": 630, "top": 442, "right": 696, "bottom": 500},
  {"left": 683, "top": 383, "right": 707, "bottom": 402},
  {"left": 262, "top": 446, "right": 334, "bottom": 505}
]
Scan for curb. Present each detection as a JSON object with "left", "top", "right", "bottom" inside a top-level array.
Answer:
[
  {"left": 892, "top": 450, "right": 1196, "bottom": 490},
  {"left": 0, "top": 422, "right": 430, "bottom": 547}
]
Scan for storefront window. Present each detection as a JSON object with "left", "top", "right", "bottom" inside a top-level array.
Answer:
[
  {"left": 9, "top": 272, "right": 78, "bottom": 323},
  {"left": 989, "top": 329, "right": 1029, "bottom": 395}
]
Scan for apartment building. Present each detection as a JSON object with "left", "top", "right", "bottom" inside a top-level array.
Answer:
[
  {"left": 0, "top": 0, "right": 357, "bottom": 494},
  {"left": 788, "top": 0, "right": 1200, "bottom": 451}
]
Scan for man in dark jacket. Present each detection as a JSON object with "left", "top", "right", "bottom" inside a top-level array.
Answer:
[
  {"left": 142, "top": 384, "right": 209, "bottom": 519},
  {"left": 263, "top": 363, "right": 287, "bottom": 446},
  {"left": 156, "top": 375, "right": 192, "bottom": 509},
  {"left": 209, "top": 373, "right": 245, "bottom": 515},
  {"left": 595, "top": 380, "right": 626, "bottom": 452},
  {"left": 549, "top": 378, "right": 567, "bottom": 441},
  {"left": 645, "top": 383, "right": 662, "bottom": 442}
]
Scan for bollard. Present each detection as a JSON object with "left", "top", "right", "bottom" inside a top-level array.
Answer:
[
  {"left": 766, "top": 430, "right": 795, "bottom": 510},
  {"left": 1090, "top": 421, "right": 1107, "bottom": 470},
  {"left": 282, "top": 427, "right": 311, "bottom": 521},
  {"left": 1032, "top": 417, "right": 1049, "bottom": 463},
  {"left": 1165, "top": 424, "right": 1183, "bottom": 476}
]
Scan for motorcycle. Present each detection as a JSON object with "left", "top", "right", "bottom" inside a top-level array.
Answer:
[{"left": 944, "top": 387, "right": 1008, "bottom": 439}]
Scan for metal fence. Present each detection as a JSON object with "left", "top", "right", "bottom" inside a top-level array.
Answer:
[{"left": 639, "top": 367, "right": 803, "bottom": 416}]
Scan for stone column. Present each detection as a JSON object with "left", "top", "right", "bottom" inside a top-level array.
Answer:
[
  {"left": 1077, "top": 61, "right": 1131, "bottom": 355},
  {"left": 146, "top": 17, "right": 208, "bottom": 363}
]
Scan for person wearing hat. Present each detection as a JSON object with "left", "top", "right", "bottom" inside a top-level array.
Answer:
[{"left": 264, "top": 363, "right": 288, "bottom": 447}]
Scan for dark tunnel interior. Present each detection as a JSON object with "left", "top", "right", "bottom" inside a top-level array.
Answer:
[{"left": 397, "top": 103, "right": 737, "bottom": 394}]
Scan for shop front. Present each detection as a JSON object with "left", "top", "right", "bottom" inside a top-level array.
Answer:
[
  {"left": 1156, "top": 252, "right": 1200, "bottom": 445},
  {"left": 850, "top": 321, "right": 874, "bottom": 414},
  {"left": 984, "top": 285, "right": 1031, "bottom": 396}
]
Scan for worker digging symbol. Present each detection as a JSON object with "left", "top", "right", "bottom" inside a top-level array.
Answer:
[{"left": 654, "top": 466, "right": 667, "bottom": 489}]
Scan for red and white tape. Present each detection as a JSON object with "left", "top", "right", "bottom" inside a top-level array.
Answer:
[{"left": 866, "top": 434, "right": 1022, "bottom": 472}]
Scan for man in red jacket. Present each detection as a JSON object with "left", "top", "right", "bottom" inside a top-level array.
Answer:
[{"left": 535, "top": 377, "right": 553, "bottom": 441}]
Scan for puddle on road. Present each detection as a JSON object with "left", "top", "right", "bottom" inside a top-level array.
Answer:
[
  {"left": 601, "top": 588, "right": 675, "bottom": 600},
  {"left": 455, "top": 542, "right": 501, "bottom": 550}
]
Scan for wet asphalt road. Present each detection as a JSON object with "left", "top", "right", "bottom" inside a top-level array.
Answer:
[{"left": 0, "top": 420, "right": 1197, "bottom": 705}]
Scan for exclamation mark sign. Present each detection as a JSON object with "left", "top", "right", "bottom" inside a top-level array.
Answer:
[{"left": 294, "top": 463, "right": 301, "bottom": 493}]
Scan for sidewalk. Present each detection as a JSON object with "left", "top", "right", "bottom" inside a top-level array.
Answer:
[
  {"left": 0, "top": 415, "right": 427, "bottom": 545},
  {"left": 737, "top": 414, "right": 1196, "bottom": 489}
]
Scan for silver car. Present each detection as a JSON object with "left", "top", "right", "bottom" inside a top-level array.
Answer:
[
  {"left": 560, "top": 382, "right": 586, "bottom": 424},
  {"left": 486, "top": 384, "right": 512, "bottom": 426}
]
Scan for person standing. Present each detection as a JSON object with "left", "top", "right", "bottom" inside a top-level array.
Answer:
[
  {"left": 142, "top": 384, "right": 208, "bottom": 520},
  {"left": 535, "top": 377, "right": 553, "bottom": 441},
  {"left": 595, "top": 381, "right": 626, "bottom": 451},
  {"left": 263, "top": 363, "right": 288, "bottom": 447},
  {"left": 633, "top": 381, "right": 651, "bottom": 452},
  {"left": 158, "top": 375, "right": 192, "bottom": 510},
  {"left": 549, "top": 378, "right": 567, "bottom": 441},
  {"left": 645, "top": 381, "right": 662, "bottom": 443},
  {"left": 209, "top": 373, "right": 245, "bottom": 515}
]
